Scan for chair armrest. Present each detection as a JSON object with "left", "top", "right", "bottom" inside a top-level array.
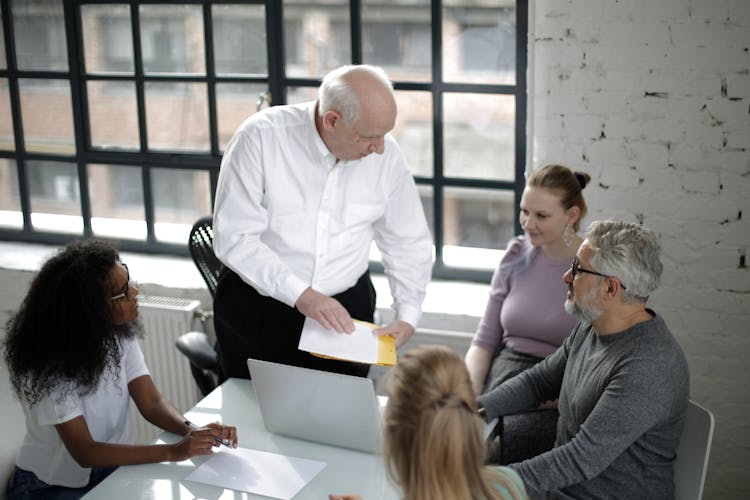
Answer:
[{"left": 175, "top": 331, "right": 218, "bottom": 371}]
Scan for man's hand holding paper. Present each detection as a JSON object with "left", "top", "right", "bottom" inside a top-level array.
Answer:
[
  {"left": 374, "top": 320, "right": 414, "bottom": 349},
  {"left": 295, "top": 287, "right": 355, "bottom": 333},
  {"left": 298, "top": 317, "right": 396, "bottom": 366}
]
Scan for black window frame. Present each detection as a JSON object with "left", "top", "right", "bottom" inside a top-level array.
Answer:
[{"left": 0, "top": 0, "right": 527, "bottom": 283}]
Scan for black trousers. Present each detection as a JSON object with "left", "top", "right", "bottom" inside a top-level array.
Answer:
[{"left": 213, "top": 268, "right": 375, "bottom": 381}]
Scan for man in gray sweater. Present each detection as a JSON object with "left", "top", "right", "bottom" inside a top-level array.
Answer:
[{"left": 478, "top": 220, "right": 689, "bottom": 499}]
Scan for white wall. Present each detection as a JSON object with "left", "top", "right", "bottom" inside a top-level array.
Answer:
[{"left": 530, "top": 0, "right": 750, "bottom": 497}]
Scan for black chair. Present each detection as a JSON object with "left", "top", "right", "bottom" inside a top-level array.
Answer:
[
  {"left": 188, "top": 216, "right": 223, "bottom": 297},
  {"left": 176, "top": 216, "right": 223, "bottom": 396}
]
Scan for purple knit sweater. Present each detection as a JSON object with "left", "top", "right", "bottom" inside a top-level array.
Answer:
[{"left": 472, "top": 237, "right": 579, "bottom": 358}]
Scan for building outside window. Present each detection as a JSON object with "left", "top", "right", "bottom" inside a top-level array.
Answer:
[{"left": 0, "top": 0, "right": 526, "bottom": 281}]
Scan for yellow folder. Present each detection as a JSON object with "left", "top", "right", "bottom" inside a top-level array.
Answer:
[{"left": 307, "top": 320, "right": 397, "bottom": 366}]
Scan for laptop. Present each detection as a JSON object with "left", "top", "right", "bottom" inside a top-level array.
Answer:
[{"left": 247, "top": 358, "right": 385, "bottom": 454}]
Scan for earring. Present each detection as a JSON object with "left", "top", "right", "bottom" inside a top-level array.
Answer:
[{"left": 563, "top": 223, "right": 575, "bottom": 247}]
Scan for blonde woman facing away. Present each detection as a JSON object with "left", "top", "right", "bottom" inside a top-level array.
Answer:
[
  {"left": 465, "top": 164, "right": 591, "bottom": 464},
  {"left": 330, "top": 345, "right": 527, "bottom": 500}
]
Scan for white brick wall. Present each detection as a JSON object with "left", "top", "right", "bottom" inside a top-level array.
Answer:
[{"left": 530, "top": 1, "right": 750, "bottom": 497}]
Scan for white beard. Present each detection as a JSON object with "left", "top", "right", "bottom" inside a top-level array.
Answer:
[{"left": 565, "top": 286, "right": 602, "bottom": 323}]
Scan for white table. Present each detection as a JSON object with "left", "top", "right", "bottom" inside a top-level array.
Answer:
[{"left": 82, "top": 378, "right": 399, "bottom": 499}]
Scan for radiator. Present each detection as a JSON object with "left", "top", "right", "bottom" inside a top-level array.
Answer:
[{"left": 130, "top": 295, "right": 203, "bottom": 444}]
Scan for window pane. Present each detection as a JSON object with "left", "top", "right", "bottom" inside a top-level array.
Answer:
[
  {"left": 443, "top": 1, "right": 516, "bottom": 85},
  {"left": 0, "top": 158, "right": 22, "bottom": 229},
  {"left": 19, "top": 79, "right": 75, "bottom": 155},
  {"left": 152, "top": 168, "right": 211, "bottom": 244},
  {"left": 362, "top": 0, "right": 431, "bottom": 83},
  {"left": 216, "top": 83, "right": 267, "bottom": 151},
  {"left": 27, "top": 160, "right": 82, "bottom": 234},
  {"left": 284, "top": 0, "right": 351, "bottom": 79},
  {"left": 12, "top": 0, "right": 67, "bottom": 71},
  {"left": 88, "top": 163, "right": 146, "bottom": 240},
  {"left": 443, "top": 186, "right": 512, "bottom": 269},
  {"left": 286, "top": 86, "right": 318, "bottom": 106},
  {"left": 443, "top": 92, "right": 514, "bottom": 181},
  {"left": 82, "top": 4, "right": 134, "bottom": 74},
  {"left": 392, "top": 90, "right": 432, "bottom": 177},
  {"left": 88, "top": 80, "right": 139, "bottom": 150},
  {"left": 145, "top": 82, "right": 209, "bottom": 151},
  {"left": 139, "top": 4, "right": 205, "bottom": 74},
  {"left": 212, "top": 4, "right": 266, "bottom": 76},
  {"left": 0, "top": 79, "right": 14, "bottom": 150}
]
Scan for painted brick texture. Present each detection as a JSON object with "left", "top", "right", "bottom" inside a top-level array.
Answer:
[{"left": 530, "top": 0, "right": 750, "bottom": 498}]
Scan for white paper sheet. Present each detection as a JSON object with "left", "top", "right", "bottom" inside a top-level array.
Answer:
[
  {"left": 298, "top": 318, "right": 381, "bottom": 364},
  {"left": 184, "top": 447, "right": 326, "bottom": 499}
]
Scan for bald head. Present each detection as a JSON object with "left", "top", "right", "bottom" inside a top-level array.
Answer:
[
  {"left": 316, "top": 65, "right": 398, "bottom": 161},
  {"left": 318, "top": 65, "right": 396, "bottom": 124}
]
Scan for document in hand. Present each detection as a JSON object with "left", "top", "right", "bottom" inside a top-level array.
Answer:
[{"left": 298, "top": 318, "right": 396, "bottom": 366}]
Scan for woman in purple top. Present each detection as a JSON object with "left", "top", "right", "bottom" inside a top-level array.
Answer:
[{"left": 465, "top": 164, "right": 590, "bottom": 464}]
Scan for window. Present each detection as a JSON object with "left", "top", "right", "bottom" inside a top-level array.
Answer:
[{"left": 0, "top": 0, "right": 526, "bottom": 281}]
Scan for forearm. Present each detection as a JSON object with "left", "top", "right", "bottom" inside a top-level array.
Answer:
[
  {"left": 128, "top": 375, "right": 191, "bottom": 436},
  {"left": 139, "top": 394, "right": 192, "bottom": 436},
  {"left": 465, "top": 345, "right": 493, "bottom": 394},
  {"left": 214, "top": 225, "right": 307, "bottom": 307},
  {"left": 70, "top": 441, "right": 178, "bottom": 468},
  {"left": 477, "top": 373, "right": 538, "bottom": 419}
]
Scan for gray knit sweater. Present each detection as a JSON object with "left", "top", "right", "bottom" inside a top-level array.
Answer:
[{"left": 478, "top": 312, "right": 689, "bottom": 499}]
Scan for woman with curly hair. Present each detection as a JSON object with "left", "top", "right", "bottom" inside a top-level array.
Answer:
[
  {"left": 3, "top": 239, "right": 237, "bottom": 500},
  {"left": 330, "top": 344, "right": 528, "bottom": 500}
]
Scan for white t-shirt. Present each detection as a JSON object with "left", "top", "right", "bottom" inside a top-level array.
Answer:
[{"left": 15, "top": 336, "right": 149, "bottom": 487}]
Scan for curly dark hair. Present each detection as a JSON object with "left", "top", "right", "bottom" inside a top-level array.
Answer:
[{"left": 3, "top": 239, "right": 132, "bottom": 405}]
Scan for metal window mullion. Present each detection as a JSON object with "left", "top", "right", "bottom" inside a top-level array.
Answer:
[
  {"left": 130, "top": 3, "right": 155, "bottom": 243},
  {"left": 514, "top": 0, "right": 528, "bottom": 237},
  {"left": 266, "top": 0, "right": 284, "bottom": 105},
  {"left": 66, "top": 1, "right": 92, "bottom": 236},
  {"left": 2, "top": 0, "right": 32, "bottom": 232},
  {"left": 350, "top": 0, "right": 361, "bottom": 64},
  {"left": 203, "top": 2, "right": 219, "bottom": 156},
  {"left": 431, "top": 0, "right": 444, "bottom": 267}
]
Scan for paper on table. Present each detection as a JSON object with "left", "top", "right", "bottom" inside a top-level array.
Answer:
[
  {"left": 184, "top": 447, "right": 326, "bottom": 500},
  {"left": 298, "top": 318, "right": 396, "bottom": 366}
]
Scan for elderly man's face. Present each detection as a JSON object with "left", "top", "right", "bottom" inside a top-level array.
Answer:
[
  {"left": 563, "top": 243, "right": 603, "bottom": 323},
  {"left": 329, "top": 114, "right": 391, "bottom": 161}
]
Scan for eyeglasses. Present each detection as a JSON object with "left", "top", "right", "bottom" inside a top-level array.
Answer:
[
  {"left": 110, "top": 263, "right": 135, "bottom": 302},
  {"left": 570, "top": 258, "right": 627, "bottom": 290}
]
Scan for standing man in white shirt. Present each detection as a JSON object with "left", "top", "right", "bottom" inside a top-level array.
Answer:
[{"left": 212, "top": 64, "right": 433, "bottom": 379}]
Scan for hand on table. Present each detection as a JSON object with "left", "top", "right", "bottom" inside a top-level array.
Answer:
[
  {"left": 172, "top": 421, "right": 238, "bottom": 461},
  {"left": 203, "top": 421, "right": 238, "bottom": 448}
]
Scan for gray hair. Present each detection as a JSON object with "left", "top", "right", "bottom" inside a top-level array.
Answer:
[
  {"left": 318, "top": 65, "right": 393, "bottom": 123},
  {"left": 585, "top": 220, "right": 662, "bottom": 302}
]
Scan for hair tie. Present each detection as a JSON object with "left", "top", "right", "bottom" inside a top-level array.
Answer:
[
  {"left": 575, "top": 172, "right": 587, "bottom": 189},
  {"left": 434, "top": 394, "right": 474, "bottom": 413}
]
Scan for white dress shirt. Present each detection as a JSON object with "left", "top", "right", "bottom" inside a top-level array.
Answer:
[
  {"left": 16, "top": 337, "right": 149, "bottom": 487},
  {"left": 213, "top": 101, "right": 433, "bottom": 327}
]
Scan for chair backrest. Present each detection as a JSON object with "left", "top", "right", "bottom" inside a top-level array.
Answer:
[
  {"left": 188, "top": 216, "right": 223, "bottom": 298},
  {"left": 674, "top": 400, "right": 715, "bottom": 500}
]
